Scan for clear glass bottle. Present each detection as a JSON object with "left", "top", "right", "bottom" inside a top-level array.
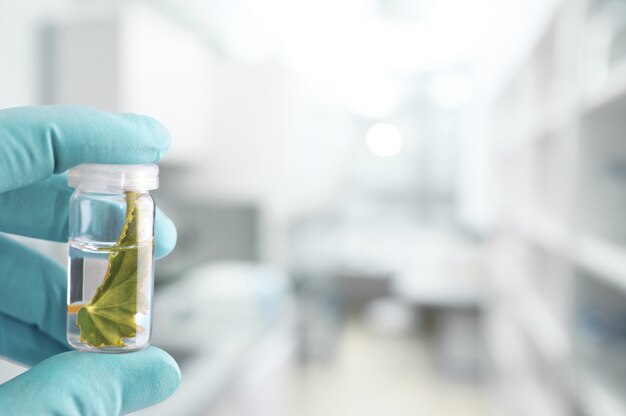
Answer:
[{"left": 66, "top": 164, "right": 158, "bottom": 353}]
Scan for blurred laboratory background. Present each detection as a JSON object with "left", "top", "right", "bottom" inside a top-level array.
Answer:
[{"left": 3, "top": 0, "right": 626, "bottom": 415}]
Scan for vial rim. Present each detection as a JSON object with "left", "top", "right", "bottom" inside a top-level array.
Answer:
[{"left": 68, "top": 163, "right": 159, "bottom": 193}]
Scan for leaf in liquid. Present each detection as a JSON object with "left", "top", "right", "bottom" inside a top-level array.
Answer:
[{"left": 76, "top": 191, "right": 149, "bottom": 348}]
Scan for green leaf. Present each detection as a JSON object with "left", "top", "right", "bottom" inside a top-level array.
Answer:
[{"left": 76, "top": 191, "right": 150, "bottom": 348}]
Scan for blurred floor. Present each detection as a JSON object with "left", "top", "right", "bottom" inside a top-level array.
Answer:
[{"left": 210, "top": 319, "right": 489, "bottom": 416}]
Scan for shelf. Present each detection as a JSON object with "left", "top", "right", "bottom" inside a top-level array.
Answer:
[
  {"left": 486, "top": 2, "right": 624, "bottom": 416},
  {"left": 497, "top": 106, "right": 570, "bottom": 159},
  {"left": 576, "top": 236, "right": 626, "bottom": 291},
  {"left": 512, "top": 290, "right": 569, "bottom": 364},
  {"left": 575, "top": 371, "right": 626, "bottom": 416},
  {"left": 509, "top": 208, "right": 569, "bottom": 254},
  {"left": 485, "top": 309, "right": 532, "bottom": 376},
  {"left": 581, "top": 62, "right": 626, "bottom": 119},
  {"left": 520, "top": 380, "right": 563, "bottom": 416},
  {"left": 488, "top": 262, "right": 569, "bottom": 366}
]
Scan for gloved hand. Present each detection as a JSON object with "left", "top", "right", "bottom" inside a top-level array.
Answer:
[{"left": 0, "top": 106, "right": 180, "bottom": 415}]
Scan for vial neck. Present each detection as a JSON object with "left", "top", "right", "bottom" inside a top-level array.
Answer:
[{"left": 75, "top": 185, "right": 150, "bottom": 195}]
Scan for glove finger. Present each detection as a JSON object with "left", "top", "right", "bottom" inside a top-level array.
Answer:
[
  {"left": 0, "top": 347, "right": 181, "bottom": 416},
  {"left": 0, "top": 105, "right": 170, "bottom": 193},
  {"left": 0, "top": 174, "right": 177, "bottom": 259},
  {"left": 0, "top": 235, "right": 67, "bottom": 346},
  {"left": 0, "top": 313, "right": 69, "bottom": 367}
]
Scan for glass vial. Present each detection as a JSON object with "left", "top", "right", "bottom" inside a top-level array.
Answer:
[{"left": 66, "top": 164, "right": 159, "bottom": 353}]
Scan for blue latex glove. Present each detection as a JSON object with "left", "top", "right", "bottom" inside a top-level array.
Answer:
[{"left": 0, "top": 106, "right": 181, "bottom": 415}]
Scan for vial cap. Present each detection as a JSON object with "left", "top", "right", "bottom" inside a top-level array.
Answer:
[{"left": 68, "top": 164, "right": 159, "bottom": 193}]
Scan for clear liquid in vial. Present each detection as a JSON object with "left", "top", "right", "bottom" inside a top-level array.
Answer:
[{"left": 67, "top": 239, "right": 154, "bottom": 352}]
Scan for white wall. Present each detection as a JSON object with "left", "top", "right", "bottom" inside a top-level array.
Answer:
[
  {"left": 199, "top": 58, "right": 351, "bottom": 263},
  {"left": 0, "top": 0, "right": 72, "bottom": 107}
]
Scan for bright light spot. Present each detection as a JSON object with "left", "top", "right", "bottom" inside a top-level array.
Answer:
[
  {"left": 429, "top": 72, "right": 474, "bottom": 108},
  {"left": 366, "top": 123, "right": 403, "bottom": 157}
]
